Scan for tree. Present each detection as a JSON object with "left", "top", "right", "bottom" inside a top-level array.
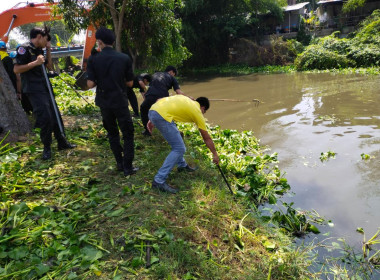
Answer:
[
  {"left": 16, "top": 21, "right": 79, "bottom": 47},
  {"left": 342, "top": 0, "right": 367, "bottom": 13},
  {"left": 180, "top": 0, "right": 285, "bottom": 67},
  {"left": 0, "top": 62, "right": 31, "bottom": 141},
  {"left": 56, "top": 0, "right": 189, "bottom": 70}
]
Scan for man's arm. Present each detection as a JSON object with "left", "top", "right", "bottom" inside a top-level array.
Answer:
[
  {"left": 147, "top": 120, "right": 155, "bottom": 134},
  {"left": 14, "top": 55, "right": 45, "bottom": 74},
  {"left": 45, "top": 42, "right": 53, "bottom": 71},
  {"left": 87, "top": 80, "right": 96, "bottom": 89},
  {"left": 175, "top": 89, "right": 185, "bottom": 95},
  {"left": 138, "top": 80, "right": 147, "bottom": 92},
  {"left": 199, "top": 129, "right": 219, "bottom": 164}
]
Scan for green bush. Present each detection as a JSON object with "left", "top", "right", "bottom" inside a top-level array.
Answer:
[
  {"left": 348, "top": 44, "right": 380, "bottom": 67},
  {"left": 354, "top": 9, "right": 380, "bottom": 42},
  {"left": 294, "top": 45, "right": 353, "bottom": 70},
  {"left": 318, "top": 32, "right": 351, "bottom": 54},
  {"left": 287, "top": 39, "right": 305, "bottom": 57},
  {"left": 295, "top": 10, "right": 380, "bottom": 70}
]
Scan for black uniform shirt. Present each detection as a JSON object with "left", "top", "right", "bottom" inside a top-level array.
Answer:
[
  {"left": 15, "top": 42, "right": 48, "bottom": 94},
  {"left": 145, "top": 71, "right": 180, "bottom": 98},
  {"left": 87, "top": 47, "right": 134, "bottom": 108},
  {"left": 1, "top": 55, "right": 17, "bottom": 91}
]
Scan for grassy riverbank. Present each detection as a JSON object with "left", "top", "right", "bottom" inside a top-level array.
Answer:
[
  {"left": 1, "top": 74, "right": 379, "bottom": 279},
  {"left": 0, "top": 75, "right": 318, "bottom": 279},
  {"left": 182, "top": 63, "right": 380, "bottom": 76}
]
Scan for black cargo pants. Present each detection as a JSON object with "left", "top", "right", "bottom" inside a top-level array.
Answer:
[
  {"left": 26, "top": 91, "right": 65, "bottom": 147},
  {"left": 100, "top": 106, "right": 135, "bottom": 169}
]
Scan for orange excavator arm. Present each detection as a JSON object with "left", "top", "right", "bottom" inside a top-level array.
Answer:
[
  {"left": 0, "top": 2, "right": 97, "bottom": 69},
  {"left": 0, "top": 3, "right": 62, "bottom": 43}
]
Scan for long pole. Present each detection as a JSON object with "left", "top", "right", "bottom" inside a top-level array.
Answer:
[
  {"left": 217, "top": 165, "right": 234, "bottom": 195},
  {"left": 209, "top": 98, "right": 261, "bottom": 106},
  {"left": 56, "top": 75, "right": 95, "bottom": 108},
  {"left": 42, "top": 65, "right": 65, "bottom": 138}
]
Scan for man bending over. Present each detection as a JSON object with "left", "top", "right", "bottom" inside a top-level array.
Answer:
[{"left": 147, "top": 95, "right": 219, "bottom": 193}]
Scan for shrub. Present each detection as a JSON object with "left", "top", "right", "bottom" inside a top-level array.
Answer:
[
  {"left": 354, "top": 19, "right": 380, "bottom": 44},
  {"left": 295, "top": 10, "right": 380, "bottom": 70},
  {"left": 348, "top": 44, "right": 380, "bottom": 67},
  {"left": 294, "top": 45, "right": 353, "bottom": 70},
  {"left": 318, "top": 32, "right": 351, "bottom": 54},
  {"left": 287, "top": 39, "right": 304, "bottom": 57}
]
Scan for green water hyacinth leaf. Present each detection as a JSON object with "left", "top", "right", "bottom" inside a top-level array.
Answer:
[
  {"left": 150, "top": 256, "right": 159, "bottom": 264},
  {"left": 131, "top": 257, "right": 144, "bottom": 268},
  {"left": 0, "top": 153, "right": 18, "bottom": 163},
  {"left": 357, "top": 227, "right": 365, "bottom": 234},
  {"left": 268, "top": 195, "right": 277, "bottom": 205},
  {"left": 308, "top": 224, "right": 320, "bottom": 234},
  {"left": 9, "top": 202, "right": 30, "bottom": 217},
  {"left": 263, "top": 240, "right": 276, "bottom": 250},
  {"left": 35, "top": 263, "right": 50, "bottom": 276},
  {"left": 8, "top": 246, "right": 28, "bottom": 260},
  {"left": 107, "top": 208, "right": 125, "bottom": 217},
  {"left": 82, "top": 246, "right": 103, "bottom": 261}
]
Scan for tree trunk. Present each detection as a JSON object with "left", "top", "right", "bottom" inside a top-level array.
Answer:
[
  {"left": 128, "top": 46, "right": 136, "bottom": 71},
  {"left": 105, "top": 0, "right": 127, "bottom": 52},
  {"left": 0, "top": 61, "right": 31, "bottom": 141}
]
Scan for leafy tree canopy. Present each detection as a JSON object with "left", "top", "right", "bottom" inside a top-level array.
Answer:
[
  {"left": 55, "top": 0, "right": 189, "bottom": 71},
  {"left": 342, "top": 0, "right": 367, "bottom": 13},
  {"left": 180, "top": 0, "right": 286, "bottom": 67}
]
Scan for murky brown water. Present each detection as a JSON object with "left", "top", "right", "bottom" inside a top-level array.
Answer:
[{"left": 182, "top": 73, "right": 380, "bottom": 246}]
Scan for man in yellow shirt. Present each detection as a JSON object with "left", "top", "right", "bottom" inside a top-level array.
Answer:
[{"left": 147, "top": 95, "right": 219, "bottom": 193}]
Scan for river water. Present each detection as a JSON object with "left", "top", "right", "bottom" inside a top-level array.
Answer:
[{"left": 182, "top": 72, "right": 380, "bottom": 251}]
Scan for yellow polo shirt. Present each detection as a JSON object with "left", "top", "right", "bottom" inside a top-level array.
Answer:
[{"left": 150, "top": 95, "right": 207, "bottom": 131}]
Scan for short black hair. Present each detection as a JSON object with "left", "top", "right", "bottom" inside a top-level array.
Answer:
[
  {"left": 30, "top": 25, "right": 51, "bottom": 41},
  {"left": 142, "top": 73, "right": 152, "bottom": 83},
  {"left": 95, "top": 27, "right": 115, "bottom": 45},
  {"left": 165, "top": 65, "right": 177, "bottom": 75},
  {"left": 196, "top": 97, "right": 210, "bottom": 111}
]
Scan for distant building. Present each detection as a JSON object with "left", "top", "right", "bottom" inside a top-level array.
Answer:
[
  {"left": 279, "top": 1, "right": 310, "bottom": 33},
  {"left": 316, "top": 0, "right": 380, "bottom": 29}
]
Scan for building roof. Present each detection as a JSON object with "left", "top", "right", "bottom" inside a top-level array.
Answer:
[
  {"left": 317, "top": 0, "right": 343, "bottom": 4},
  {"left": 284, "top": 2, "right": 309, "bottom": 12}
]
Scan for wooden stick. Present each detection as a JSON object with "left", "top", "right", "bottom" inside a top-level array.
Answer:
[
  {"left": 209, "top": 98, "right": 262, "bottom": 103},
  {"left": 209, "top": 98, "right": 262, "bottom": 106}
]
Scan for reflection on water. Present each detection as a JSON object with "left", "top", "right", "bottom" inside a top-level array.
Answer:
[{"left": 182, "top": 73, "right": 380, "bottom": 247}]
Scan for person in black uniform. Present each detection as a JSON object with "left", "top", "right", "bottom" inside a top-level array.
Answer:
[
  {"left": 14, "top": 26, "right": 75, "bottom": 160},
  {"left": 10, "top": 50, "right": 33, "bottom": 115},
  {"left": 126, "top": 73, "right": 151, "bottom": 117},
  {"left": 140, "top": 66, "right": 185, "bottom": 136},
  {"left": 0, "top": 41, "right": 18, "bottom": 93},
  {"left": 86, "top": 27, "right": 138, "bottom": 176}
]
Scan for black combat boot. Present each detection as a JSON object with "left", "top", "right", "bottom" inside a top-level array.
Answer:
[
  {"left": 124, "top": 166, "right": 139, "bottom": 176},
  {"left": 42, "top": 146, "right": 52, "bottom": 160},
  {"left": 57, "top": 138, "right": 76, "bottom": 150}
]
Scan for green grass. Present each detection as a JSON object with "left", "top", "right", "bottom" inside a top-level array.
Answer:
[
  {"left": 0, "top": 113, "right": 314, "bottom": 279},
  {"left": 181, "top": 63, "right": 380, "bottom": 76}
]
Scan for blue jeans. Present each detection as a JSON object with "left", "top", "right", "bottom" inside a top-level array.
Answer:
[{"left": 148, "top": 110, "right": 187, "bottom": 184}]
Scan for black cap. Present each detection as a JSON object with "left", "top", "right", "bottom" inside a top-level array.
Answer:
[{"left": 95, "top": 27, "right": 116, "bottom": 45}]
